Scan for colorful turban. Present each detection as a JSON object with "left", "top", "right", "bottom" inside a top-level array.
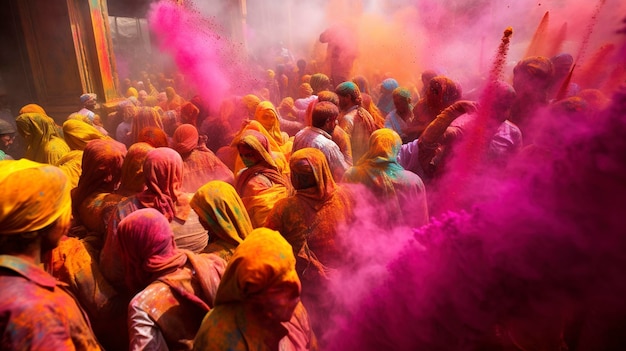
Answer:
[
  {"left": 0, "top": 159, "right": 71, "bottom": 235},
  {"left": 381, "top": 78, "right": 399, "bottom": 92},
  {"left": 310, "top": 73, "right": 331, "bottom": 94},
  {"left": 335, "top": 81, "right": 362, "bottom": 102},
  {"left": 392, "top": 87, "right": 412, "bottom": 100},
  {"left": 80, "top": 93, "right": 97, "bottom": 105}
]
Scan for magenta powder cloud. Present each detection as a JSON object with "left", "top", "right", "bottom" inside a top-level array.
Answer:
[{"left": 148, "top": 1, "right": 230, "bottom": 107}]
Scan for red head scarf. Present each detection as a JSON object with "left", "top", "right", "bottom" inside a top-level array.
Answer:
[
  {"left": 117, "top": 208, "right": 187, "bottom": 293},
  {"left": 72, "top": 139, "right": 127, "bottom": 213},
  {"left": 136, "top": 147, "right": 184, "bottom": 221}
]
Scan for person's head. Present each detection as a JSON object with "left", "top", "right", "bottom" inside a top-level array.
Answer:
[
  {"left": 172, "top": 124, "right": 199, "bottom": 156},
  {"left": 425, "top": 76, "right": 462, "bottom": 110},
  {"left": 335, "top": 81, "right": 362, "bottom": 111},
  {"left": 310, "top": 73, "right": 331, "bottom": 95},
  {"left": 242, "top": 94, "right": 261, "bottom": 118},
  {"left": 311, "top": 101, "right": 339, "bottom": 134},
  {"left": 236, "top": 130, "right": 274, "bottom": 169},
  {"left": 253, "top": 101, "right": 280, "bottom": 132},
  {"left": 380, "top": 78, "right": 399, "bottom": 95},
  {"left": 317, "top": 91, "right": 339, "bottom": 106},
  {"left": 62, "top": 119, "right": 108, "bottom": 151},
  {"left": 165, "top": 87, "right": 176, "bottom": 100},
  {"left": 118, "top": 142, "right": 154, "bottom": 195},
  {"left": 352, "top": 75, "right": 370, "bottom": 95},
  {"left": 361, "top": 128, "right": 403, "bottom": 164},
  {"left": 483, "top": 81, "right": 517, "bottom": 124},
  {"left": 214, "top": 227, "right": 301, "bottom": 323},
  {"left": 72, "top": 139, "right": 127, "bottom": 212},
  {"left": 290, "top": 147, "right": 336, "bottom": 196},
  {"left": 392, "top": 87, "right": 412, "bottom": 114},
  {"left": 0, "top": 119, "right": 16, "bottom": 151},
  {"left": 141, "top": 147, "right": 184, "bottom": 220},
  {"left": 80, "top": 93, "right": 97, "bottom": 110},
  {"left": 190, "top": 180, "right": 253, "bottom": 246},
  {"left": 298, "top": 83, "right": 313, "bottom": 99},
  {"left": 0, "top": 159, "right": 71, "bottom": 256},
  {"left": 118, "top": 100, "right": 136, "bottom": 123},
  {"left": 117, "top": 207, "right": 184, "bottom": 293},
  {"left": 512, "top": 56, "right": 554, "bottom": 100},
  {"left": 138, "top": 126, "right": 169, "bottom": 148}
]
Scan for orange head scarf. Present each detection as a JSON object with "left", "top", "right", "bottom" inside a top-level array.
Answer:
[
  {"left": 0, "top": 159, "right": 71, "bottom": 235},
  {"left": 290, "top": 148, "right": 337, "bottom": 210},
  {"left": 117, "top": 142, "right": 154, "bottom": 196},
  {"left": 214, "top": 227, "right": 300, "bottom": 305},
  {"left": 72, "top": 139, "right": 127, "bottom": 214},
  {"left": 190, "top": 180, "right": 253, "bottom": 247}
]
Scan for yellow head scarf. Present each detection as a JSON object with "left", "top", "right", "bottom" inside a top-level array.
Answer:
[
  {"left": 0, "top": 159, "right": 71, "bottom": 235},
  {"left": 190, "top": 180, "right": 253, "bottom": 247},
  {"left": 62, "top": 119, "right": 110, "bottom": 151},
  {"left": 16, "top": 112, "right": 69, "bottom": 164},
  {"left": 214, "top": 227, "right": 300, "bottom": 305},
  {"left": 253, "top": 101, "right": 285, "bottom": 147}
]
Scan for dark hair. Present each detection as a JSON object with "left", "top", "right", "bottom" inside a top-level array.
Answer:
[{"left": 312, "top": 101, "right": 339, "bottom": 129}]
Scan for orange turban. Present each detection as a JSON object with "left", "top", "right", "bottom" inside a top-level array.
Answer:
[{"left": 0, "top": 159, "right": 71, "bottom": 235}]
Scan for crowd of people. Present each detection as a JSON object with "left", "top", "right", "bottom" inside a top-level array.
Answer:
[{"left": 1, "top": 18, "right": 625, "bottom": 350}]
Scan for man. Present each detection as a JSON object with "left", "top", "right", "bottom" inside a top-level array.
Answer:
[
  {"left": 78, "top": 93, "right": 98, "bottom": 122},
  {"left": 0, "top": 159, "right": 102, "bottom": 350},
  {"left": 335, "top": 81, "right": 377, "bottom": 162},
  {"left": 293, "top": 101, "right": 350, "bottom": 181},
  {"left": 0, "top": 119, "right": 15, "bottom": 160},
  {"left": 78, "top": 93, "right": 108, "bottom": 136},
  {"left": 384, "top": 87, "right": 420, "bottom": 143}
]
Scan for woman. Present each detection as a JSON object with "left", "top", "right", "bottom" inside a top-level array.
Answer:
[
  {"left": 116, "top": 142, "right": 154, "bottom": 197},
  {"left": 235, "top": 131, "right": 292, "bottom": 228},
  {"left": 193, "top": 228, "right": 317, "bottom": 351},
  {"left": 60, "top": 119, "right": 113, "bottom": 188},
  {"left": 15, "top": 110, "right": 70, "bottom": 165},
  {"left": 253, "top": 100, "right": 293, "bottom": 155},
  {"left": 172, "top": 124, "right": 234, "bottom": 193},
  {"left": 130, "top": 107, "right": 164, "bottom": 145},
  {"left": 101, "top": 147, "right": 208, "bottom": 291},
  {"left": 412, "top": 75, "right": 462, "bottom": 137},
  {"left": 118, "top": 208, "right": 226, "bottom": 351},
  {"left": 190, "top": 180, "right": 253, "bottom": 262},
  {"left": 63, "top": 119, "right": 110, "bottom": 151},
  {"left": 265, "top": 148, "right": 355, "bottom": 339},
  {"left": 343, "top": 128, "right": 429, "bottom": 228},
  {"left": 71, "top": 139, "right": 127, "bottom": 240}
]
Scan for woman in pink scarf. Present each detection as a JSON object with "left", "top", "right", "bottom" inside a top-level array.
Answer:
[
  {"left": 101, "top": 147, "right": 208, "bottom": 291},
  {"left": 118, "top": 208, "right": 226, "bottom": 351}
]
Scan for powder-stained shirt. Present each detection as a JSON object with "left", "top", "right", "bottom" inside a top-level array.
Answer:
[
  {"left": 293, "top": 126, "right": 350, "bottom": 182},
  {"left": 0, "top": 255, "right": 102, "bottom": 351}
]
